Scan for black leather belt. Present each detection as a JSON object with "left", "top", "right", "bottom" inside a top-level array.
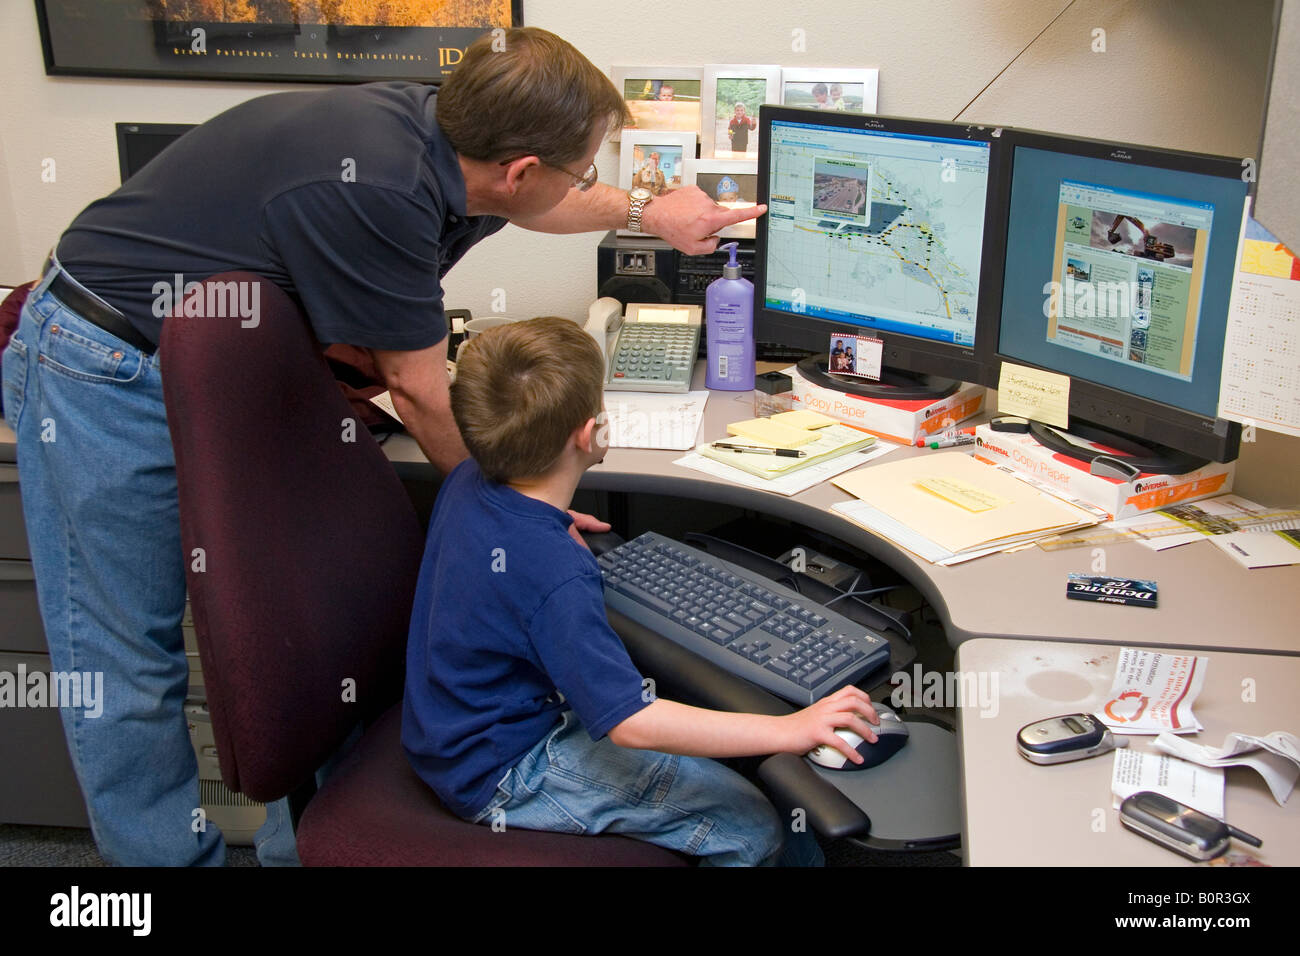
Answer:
[{"left": 42, "top": 257, "right": 157, "bottom": 355}]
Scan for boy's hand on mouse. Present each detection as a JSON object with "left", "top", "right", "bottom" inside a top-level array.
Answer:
[{"left": 782, "top": 685, "right": 878, "bottom": 764}]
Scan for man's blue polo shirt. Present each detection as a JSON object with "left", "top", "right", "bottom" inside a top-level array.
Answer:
[
  {"left": 402, "top": 459, "right": 651, "bottom": 819},
  {"left": 57, "top": 82, "right": 505, "bottom": 351}
]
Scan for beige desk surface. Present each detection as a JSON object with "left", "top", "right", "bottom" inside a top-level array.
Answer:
[
  {"left": 4, "top": 364, "right": 1297, "bottom": 655},
  {"left": 379, "top": 365, "right": 1300, "bottom": 657},
  {"left": 955, "top": 638, "right": 1299, "bottom": 866}
]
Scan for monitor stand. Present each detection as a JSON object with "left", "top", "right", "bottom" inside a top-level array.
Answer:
[
  {"left": 1026, "top": 419, "right": 1210, "bottom": 476},
  {"left": 796, "top": 355, "right": 961, "bottom": 402}
]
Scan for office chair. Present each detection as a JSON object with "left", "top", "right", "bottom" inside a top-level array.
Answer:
[{"left": 161, "top": 273, "right": 683, "bottom": 865}]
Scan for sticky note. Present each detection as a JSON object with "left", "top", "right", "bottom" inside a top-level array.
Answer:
[
  {"left": 770, "top": 410, "right": 836, "bottom": 430},
  {"left": 915, "top": 477, "right": 1011, "bottom": 513},
  {"left": 997, "top": 362, "right": 1070, "bottom": 428},
  {"left": 726, "top": 418, "right": 818, "bottom": 448}
]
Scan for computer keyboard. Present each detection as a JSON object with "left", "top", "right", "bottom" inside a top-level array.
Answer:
[{"left": 598, "top": 532, "right": 891, "bottom": 706}]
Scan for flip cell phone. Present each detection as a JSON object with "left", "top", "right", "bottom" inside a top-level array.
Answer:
[
  {"left": 1016, "top": 713, "right": 1127, "bottom": 764},
  {"left": 1119, "top": 791, "right": 1261, "bottom": 861}
]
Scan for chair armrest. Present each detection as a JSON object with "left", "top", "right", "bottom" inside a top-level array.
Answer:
[{"left": 757, "top": 753, "right": 872, "bottom": 841}]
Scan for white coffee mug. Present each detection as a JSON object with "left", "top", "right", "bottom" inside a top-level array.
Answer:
[{"left": 464, "top": 316, "right": 522, "bottom": 338}]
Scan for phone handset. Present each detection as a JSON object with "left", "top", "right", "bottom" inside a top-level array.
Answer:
[{"left": 585, "top": 297, "right": 624, "bottom": 367}]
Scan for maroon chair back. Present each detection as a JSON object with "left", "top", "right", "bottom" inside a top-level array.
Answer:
[{"left": 161, "top": 273, "right": 424, "bottom": 802}]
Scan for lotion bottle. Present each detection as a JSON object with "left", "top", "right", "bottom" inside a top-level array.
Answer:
[{"left": 705, "top": 242, "right": 755, "bottom": 390}]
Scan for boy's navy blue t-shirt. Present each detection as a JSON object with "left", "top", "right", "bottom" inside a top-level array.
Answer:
[
  {"left": 402, "top": 459, "right": 650, "bottom": 818},
  {"left": 56, "top": 82, "right": 506, "bottom": 351}
]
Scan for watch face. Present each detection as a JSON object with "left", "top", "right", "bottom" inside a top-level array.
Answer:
[{"left": 629, "top": 187, "right": 653, "bottom": 201}]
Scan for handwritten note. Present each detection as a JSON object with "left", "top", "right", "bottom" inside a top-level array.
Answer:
[
  {"left": 998, "top": 362, "right": 1070, "bottom": 428},
  {"left": 604, "top": 392, "right": 709, "bottom": 450}
]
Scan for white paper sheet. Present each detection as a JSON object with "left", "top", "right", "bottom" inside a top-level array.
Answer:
[
  {"left": 1098, "top": 648, "right": 1206, "bottom": 735},
  {"left": 1154, "top": 731, "right": 1300, "bottom": 806},
  {"left": 604, "top": 391, "right": 710, "bottom": 450},
  {"left": 1111, "top": 749, "right": 1226, "bottom": 820}
]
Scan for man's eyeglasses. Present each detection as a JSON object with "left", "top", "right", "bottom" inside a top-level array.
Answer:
[{"left": 499, "top": 156, "right": 598, "bottom": 192}]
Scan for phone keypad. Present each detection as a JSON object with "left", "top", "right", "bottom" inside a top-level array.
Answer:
[{"left": 609, "top": 324, "right": 699, "bottom": 392}]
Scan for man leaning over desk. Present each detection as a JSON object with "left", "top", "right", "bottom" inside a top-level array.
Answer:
[{"left": 0, "top": 26, "right": 764, "bottom": 867}]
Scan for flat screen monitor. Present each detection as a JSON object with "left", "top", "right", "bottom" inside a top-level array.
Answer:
[
  {"left": 991, "top": 128, "right": 1249, "bottom": 465},
  {"left": 753, "top": 106, "right": 1009, "bottom": 393},
  {"left": 115, "top": 123, "right": 197, "bottom": 184}
]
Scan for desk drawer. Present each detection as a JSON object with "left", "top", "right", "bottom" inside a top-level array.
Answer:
[
  {"left": 0, "top": 559, "right": 47, "bottom": 654},
  {"left": 0, "top": 651, "right": 91, "bottom": 827},
  {"left": 0, "top": 462, "right": 31, "bottom": 560}
]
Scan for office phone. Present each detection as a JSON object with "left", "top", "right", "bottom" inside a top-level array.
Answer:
[{"left": 585, "top": 297, "right": 702, "bottom": 393}]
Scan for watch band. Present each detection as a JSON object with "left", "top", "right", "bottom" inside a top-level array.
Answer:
[{"left": 627, "top": 190, "right": 652, "bottom": 232}]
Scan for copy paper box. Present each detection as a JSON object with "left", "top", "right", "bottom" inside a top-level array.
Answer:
[
  {"left": 972, "top": 424, "right": 1235, "bottom": 519},
  {"left": 786, "top": 366, "right": 985, "bottom": 446}
]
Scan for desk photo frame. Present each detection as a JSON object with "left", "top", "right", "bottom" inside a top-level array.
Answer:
[
  {"left": 618, "top": 130, "right": 698, "bottom": 237},
  {"left": 702, "top": 65, "right": 782, "bottom": 160},
  {"left": 684, "top": 159, "right": 760, "bottom": 239},
  {"left": 610, "top": 65, "right": 705, "bottom": 138},
  {"left": 780, "top": 67, "right": 879, "bottom": 113}
]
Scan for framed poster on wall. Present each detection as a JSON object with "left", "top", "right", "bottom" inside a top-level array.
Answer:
[{"left": 34, "top": 0, "right": 522, "bottom": 84}]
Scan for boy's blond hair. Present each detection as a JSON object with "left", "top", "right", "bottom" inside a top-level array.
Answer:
[{"left": 451, "top": 317, "right": 604, "bottom": 483}]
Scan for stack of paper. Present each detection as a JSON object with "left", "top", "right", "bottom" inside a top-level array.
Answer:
[
  {"left": 696, "top": 410, "right": 875, "bottom": 479},
  {"left": 831, "top": 452, "right": 1103, "bottom": 564}
]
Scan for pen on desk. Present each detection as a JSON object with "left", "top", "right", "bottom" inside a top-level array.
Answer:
[{"left": 712, "top": 442, "right": 806, "bottom": 458}]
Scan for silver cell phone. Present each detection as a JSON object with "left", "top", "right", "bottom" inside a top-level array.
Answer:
[
  {"left": 1119, "top": 791, "right": 1262, "bottom": 862},
  {"left": 1016, "top": 713, "right": 1128, "bottom": 764}
]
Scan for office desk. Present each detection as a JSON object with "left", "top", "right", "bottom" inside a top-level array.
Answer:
[
  {"left": 377, "top": 365, "right": 1300, "bottom": 657},
  {"left": 956, "top": 638, "right": 1299, "bottom": 866}
]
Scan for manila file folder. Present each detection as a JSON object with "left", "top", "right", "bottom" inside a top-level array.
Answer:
[{"left": 833, "top": 452, "right": 1097, "bottom": 554}]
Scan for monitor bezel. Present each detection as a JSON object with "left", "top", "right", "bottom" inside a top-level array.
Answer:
[
  {"left": 753, "top": 105, "right": 1012, "bottom": 385},
  {"left": 985, "top": 126, "right": 1249, "bottom": 463},
  {"left": 114, "top": 122, "right": 198, "bottom": 184}
]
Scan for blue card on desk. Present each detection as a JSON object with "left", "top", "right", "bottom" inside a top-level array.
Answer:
[{"left": 1066, "top": 574, "right": 1158, "bottom": 608}]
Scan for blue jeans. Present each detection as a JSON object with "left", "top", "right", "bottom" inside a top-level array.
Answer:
[
  {"left": 1, "top": 258, "right": 296, "bottom": 866},
  {"left": 469, "top": 710, "right": 824, "bottom": 867}
]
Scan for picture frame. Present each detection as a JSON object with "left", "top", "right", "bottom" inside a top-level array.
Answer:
[
  {"left": 618, "top": 131, "right": 698, "bottom": 237},
  {"left": 702, "top": 65, "right": 782, "bottom": 160},
  {"left": 780, "top": 68, "right": 879, "bottom": 114},
  {"left": 610, "top": 66, "right": 704, "bottom": 138},
  {"left": 33, "top": 0, "right": 521, "bottom": 84},
  {"left": 683, "top": 159, "right": 760, "bottom": 239}
]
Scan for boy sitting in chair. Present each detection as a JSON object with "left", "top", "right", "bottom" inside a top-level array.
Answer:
[{"left": 402, "top": 317, "right": 878, "bottom": 865}]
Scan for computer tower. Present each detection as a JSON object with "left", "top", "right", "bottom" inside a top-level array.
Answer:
[{"left": 183, "top": 600, "right": 267, "bottom": 846}]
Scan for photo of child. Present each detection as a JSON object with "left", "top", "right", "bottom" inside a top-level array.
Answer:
[
  {"left": 781, "top": 73, "right": 876, "bottom": 113},
  {"left": 714, "top": 77, "right": 767, "bottom": 158},
  {"left": 621, "top": 77, "right": 703, "bottom": 133}
]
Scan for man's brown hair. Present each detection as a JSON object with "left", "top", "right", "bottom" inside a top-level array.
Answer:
[
  {"left": 437, "top": 27, "right": 631, "bottom": 167},
  {"left": 451, "top": 317, "right": 605, "bottom": 483}
]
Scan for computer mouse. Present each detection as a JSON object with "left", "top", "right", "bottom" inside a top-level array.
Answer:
[{"left": 806, "top": 703, "right": 909, "bottom": 770}]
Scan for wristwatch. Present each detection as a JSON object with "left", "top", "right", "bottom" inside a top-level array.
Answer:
[{"left": 627, "top": 187, "right": 654, "bottom": 232}]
